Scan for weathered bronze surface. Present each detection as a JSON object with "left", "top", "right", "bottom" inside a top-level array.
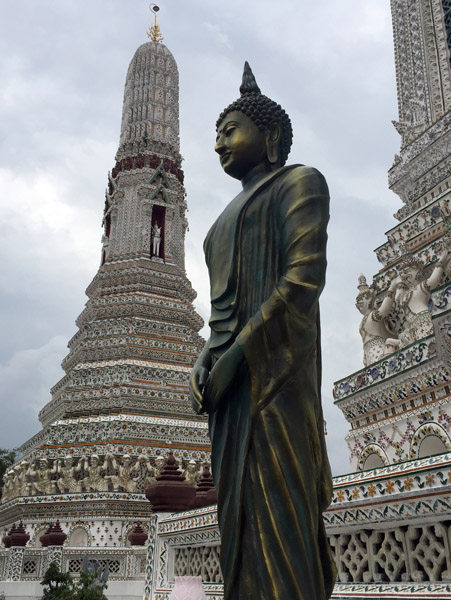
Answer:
[{"left": 190, "top": 62, "right": 336, "bottom": 600}]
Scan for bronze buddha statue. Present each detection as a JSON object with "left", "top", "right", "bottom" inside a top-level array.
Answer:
[{"left": 190, "top": 62, "right": 336, "bottom": 600}]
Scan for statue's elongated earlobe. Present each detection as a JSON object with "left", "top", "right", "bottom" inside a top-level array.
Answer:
[{"left": 266, "top": 121, "right": 281, "bottom": 165}]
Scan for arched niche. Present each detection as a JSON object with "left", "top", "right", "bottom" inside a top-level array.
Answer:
[
  {"left": 418, "top": 434, "right": 448, "bottom": 459},
  {"left": 363, "top": 452, "right": 385, "bottom": 470},
  {"left": 358, "top": 444, "right": 388, "bottom": 471},
  {"left": 410, "top": 423, "right": 451, "bottom": 459},
  {"left": 69, "top": 527, "right": 89, "bottom": 547}
]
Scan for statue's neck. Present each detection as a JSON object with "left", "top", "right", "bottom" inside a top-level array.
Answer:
[{"left": 241, "top": 162, "right": 280, "bottom": 190}]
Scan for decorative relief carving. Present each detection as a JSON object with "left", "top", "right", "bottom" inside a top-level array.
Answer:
[
  {"left": 112, "top": 153, "right": 184, "bottom": 184},
  {"left": 1, "top": 451, "right": 207, "bottom": 503},
  {"left": 333, "top": 335, "right": 440, "bottom": 402}
]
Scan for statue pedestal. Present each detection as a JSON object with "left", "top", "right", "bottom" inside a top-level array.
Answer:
[{"left": 169, "top": 576, "right": 207, "bottom": 600}]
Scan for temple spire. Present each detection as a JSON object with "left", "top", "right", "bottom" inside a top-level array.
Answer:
[{"left": 147, "top": 4, "right": 164, "bottom": 43}]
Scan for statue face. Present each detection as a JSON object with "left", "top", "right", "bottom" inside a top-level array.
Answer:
[
  {"left": 215, "top": 111, "right": 267, "bottom": 181},
  {"left": 356, "top": 295, "right": 372, "bottom": 315},
  {"left": 400, "top": 266, "right": 419, "bottom": 286}
]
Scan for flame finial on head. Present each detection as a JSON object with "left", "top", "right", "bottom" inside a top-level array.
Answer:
[{"left": 240, "top": 62, "right": 261, "bottom": 95}]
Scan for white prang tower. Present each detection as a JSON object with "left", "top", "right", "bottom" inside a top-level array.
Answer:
[
  {"left": 323, "top": 3, "right": 451, "bottom": 595},
  {"left": 0, "top": 22, "right": 209, "bottom": 575},
  {"left": 334, "top": 0, "right": 451, "bottom": 473}
]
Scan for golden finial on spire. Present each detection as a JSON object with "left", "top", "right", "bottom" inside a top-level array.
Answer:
[{"left": 147, "top": 4, "right": 164, "bottom": 43}]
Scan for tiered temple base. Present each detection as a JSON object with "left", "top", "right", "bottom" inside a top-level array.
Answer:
[{"left": 4, "top": 453, "right": 451, "bottom": 598}]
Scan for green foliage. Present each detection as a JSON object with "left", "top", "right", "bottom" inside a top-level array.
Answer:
[
  {"left": 41, "top": 562, "right": 74, "bottom": 599},
  {"left": 40, "top": 562, "right": 108, "bottom": 600},
  {"left": 74, "top": 570, "right": 108, "bottom": 600},
  {"left": 0, "top": 449, "right": 16, "bottom": 498}
]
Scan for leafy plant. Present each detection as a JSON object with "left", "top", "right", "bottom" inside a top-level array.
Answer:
[
  {"left": 40, "top": 562, "right": 108, "bottom": 600},
  {"left": 41, "top": 561, "right": 74, "bottom": 599}
]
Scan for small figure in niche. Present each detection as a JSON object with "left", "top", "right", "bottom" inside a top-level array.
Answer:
[{"left": 151, "top": 222, "right": 162, "bottom": 256}]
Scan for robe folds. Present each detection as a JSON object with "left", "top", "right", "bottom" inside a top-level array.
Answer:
[{"left": 203, "top": 165, "right": 336, "bottom": 600}]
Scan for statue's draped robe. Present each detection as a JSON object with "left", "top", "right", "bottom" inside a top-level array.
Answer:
[{"left": 204, "top": 165, "right": 336, "bottom": 600}]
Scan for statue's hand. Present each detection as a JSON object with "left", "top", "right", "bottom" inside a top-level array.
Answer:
[
  {"left": 190, "top": 365, "right": 210, "bottom": 414},
  {"left": 439, "top": 248, "right": 449, "bottom": 266},
  {"left": 190, "top": 342, "right": 212, "bottom": 414},
  {"left": 203, "top": 342, "right": 244, "bottom": 415}
]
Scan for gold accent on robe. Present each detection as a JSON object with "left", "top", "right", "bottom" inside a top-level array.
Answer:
[{"left": 204, "top": 165, "right": 336, "bottom": 599}]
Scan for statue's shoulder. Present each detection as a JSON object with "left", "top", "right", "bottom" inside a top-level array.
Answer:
[
  {"left": 278, "top": 164, "right": 329, "bottom": 202},
  {"left": 283, "top": 164, "right": 328, "bottom": 186}
]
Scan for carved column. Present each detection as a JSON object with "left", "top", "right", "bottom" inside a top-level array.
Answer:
[
  {"left": 45, "top": 545, "right": 63, "bottom": 574},
  {"left": 143, "top": 514, "right": 158, "bottom": 600},
  {"left": 6, "top": 547, "right": 25, "bottom": 581}
]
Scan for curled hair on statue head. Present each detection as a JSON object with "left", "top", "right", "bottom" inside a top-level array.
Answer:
[{"left": 216, "top": 62, "right": 293, "bottom": 165}]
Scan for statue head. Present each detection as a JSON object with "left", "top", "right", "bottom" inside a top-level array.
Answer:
[
  {"left": 187, "top": 459, "right": 197, "bottom": 473},
  {"left": 356, "top": 292, "right": 374, "bottom": 315},
  {"left": 398, "top": 252, "right": 423, "bottom": 286},
  {"left": 155, "top": 456, "right": 165, "bottom": 471},
  {"left": 215, "top": 62, "right": 293, "bottom": 180}
]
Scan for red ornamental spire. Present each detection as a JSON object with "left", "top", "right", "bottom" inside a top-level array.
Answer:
[
  {"left": 46, "top": 521, "right": 67, "bottom": 546},
  {"left": 2, "top": 523, "right": 16, "bottom": 548},
  {"left": 189, "top": 464, "right": 216, "bottom": 509},
  {"left": 146, "top": 451, "right": 196, "bottom": 512},
  {"left": 10, "top": 521, "right": 30, "bottom": 547},
  {"left": 128, "top": 522, "right": 148, "bottom": 546}
]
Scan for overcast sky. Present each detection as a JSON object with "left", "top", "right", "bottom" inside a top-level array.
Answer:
[{"left": 0, "top": 1, "right": 401, "bottom": 476}]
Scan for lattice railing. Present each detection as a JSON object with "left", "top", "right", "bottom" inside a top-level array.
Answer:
[
  {"left": 22, "top": 556, "right": 40, "bottom": 578},
  {"left": 169, "top": 523, "right": 451, "bottom": 588},
  {"left": 0, "top": 547, "right": 146, "bottom": 582},
  {"left": 329, "top": 522, "right": 451, "bottom": 583},
  {"left": 174, "top": 545, "right": 222, "bottom": 583},
  {"left": 63, "top": 554, "right": 125, "bottom": 578}
]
